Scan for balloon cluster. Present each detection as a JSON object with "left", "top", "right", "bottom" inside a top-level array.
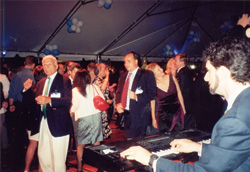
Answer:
[
  {"left": 163, "top": 44, "right": 175, "bottom": 57},
  {"left": 97, "top": 0, "right": 113, "bottom": 9},
  {"left": 187, "top": 31, "right": 200, "bottom": 43},
  {"left": 220, "top": 21, "right": 233, "bottom": 33},
  {"left": 44, "top": 45, "right": 60, "bottom": 56},
  {"left": 67, "top": 17, "right": 83, "bottom": 33}
]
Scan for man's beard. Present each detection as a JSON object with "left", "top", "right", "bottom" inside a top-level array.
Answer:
[{"left": 209, "top": 74, "right": 219, "bottom": 95}]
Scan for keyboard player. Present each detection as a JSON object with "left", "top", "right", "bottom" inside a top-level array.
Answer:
[{"left": 121, "top": 36, "right": 250, "bottom": 172}]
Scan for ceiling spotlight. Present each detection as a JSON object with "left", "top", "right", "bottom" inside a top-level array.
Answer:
[
  {"left": 246, "top": 27, "right": 250, "bottom": 38},
  {"left": 1, "top": 50, "right": 7, "bottom": 56},
  {"left": 189, "top": 64, "right": 196, "bottom": 70}
]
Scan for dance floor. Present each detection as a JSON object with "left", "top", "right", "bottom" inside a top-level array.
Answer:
[{"left": 1, "top": 119, "right": 128, "bottom": 172}]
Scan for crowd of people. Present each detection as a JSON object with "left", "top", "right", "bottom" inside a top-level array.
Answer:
[
  {"left": 0, "top": 13, "right": 249, "bottom": 172},
  {"left": 0, "top": 49, "right": 224, "bottom": 172}
]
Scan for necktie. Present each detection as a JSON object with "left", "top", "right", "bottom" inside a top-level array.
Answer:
[
  {"left": 43, "top": 77, "right": 51, "bottom": 119},
  {"left": 121, "top": 73, "right": 132, "bottom": 108}
]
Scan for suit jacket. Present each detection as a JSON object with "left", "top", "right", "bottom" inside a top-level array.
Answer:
[
  {"left": 176, "top": 66, "right": 194, "bottom": 114},
  {"left": 24, "top": 73, "right": 73, "bottom": 137},
  {"left": 116, "top": 69, "right": 156, "bottom": 128},
  {"left": 22, "top": 83, "right": 40, "bottom": 132},
  {"left": 156, "top": 87, "right": 250, "bottom": 172}
]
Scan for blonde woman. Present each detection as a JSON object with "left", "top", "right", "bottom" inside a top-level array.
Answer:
[
  {"left": 165, "top": 57, "right": 177, "bottom": 76},
  {"left": 146, "top": 62, "right": 185, "bottom": 133}
]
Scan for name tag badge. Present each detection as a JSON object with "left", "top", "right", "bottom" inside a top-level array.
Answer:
[{"left": 51, "top": 92, "right": 61, "bottom": 98}]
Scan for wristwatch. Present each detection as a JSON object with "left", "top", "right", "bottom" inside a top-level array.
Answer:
[{"left": 148, "top": 154, "right": 159, "bottom": 171}]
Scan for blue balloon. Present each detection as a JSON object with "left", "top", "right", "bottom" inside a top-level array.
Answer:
[
  {"left": 194, "top": 32, "right": 199, "bottom": 38},
  {"left": 104, "top": 3, "right": 111, "bottom": 9},
  {"left": 163, "top": 52, "right": 166, "bottom": 56},
  {"left": 67, "top": 20, "right": 73, "bottom": 26},
  {"left": 67, "top": 27, "right": 74, "bottom": 33},
  {"left": 52, "top": 49, "right": 60, "bottom": 56},
  {"left": 187, "top": 34, "right": 193, "bottom": 40},
  {"left": 44, "top": 49, "right": 51, "bottom": 55},
  {"left": 163, "top": 47, "right": 167, "bottom": 51},
  {"left": 222, "top": 27, "right": 228, "bottom": 32}
]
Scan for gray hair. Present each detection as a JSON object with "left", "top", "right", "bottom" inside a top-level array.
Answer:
[{"left": 42, "top": 55, "right": 58, "bottom": 65}]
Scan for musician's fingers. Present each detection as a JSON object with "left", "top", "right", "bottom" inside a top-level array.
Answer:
[
  {"left": 120, "top": 148, "right": 134, "bottom": 158},
  {"left": 170, "top": 139, "right": 181, "bottom": 147}
]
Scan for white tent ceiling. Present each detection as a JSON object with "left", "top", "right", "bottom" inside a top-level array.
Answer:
[{"left": 1, "top": 0, "right": 250, "bottom": 62}]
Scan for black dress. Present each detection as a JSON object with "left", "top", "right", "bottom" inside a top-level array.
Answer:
[{"left": 156, "top": 75, "right": 184, "bottom": 133}]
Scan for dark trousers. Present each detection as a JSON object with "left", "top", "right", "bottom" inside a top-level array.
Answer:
[
  {"left": 123, "top": 110, "right": 147, "bottom": 139},
  {"left": 6, "top": 101, "right": 28, "bottom": 166}
]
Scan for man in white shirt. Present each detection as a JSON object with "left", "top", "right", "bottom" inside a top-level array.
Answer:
[{"left": 115, "top": 52, "right": 156, "bottom": 138}]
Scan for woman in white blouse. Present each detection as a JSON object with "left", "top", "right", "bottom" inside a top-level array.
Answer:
[{"left": 70, "top": 69, "right": 104, "bottom": 172}]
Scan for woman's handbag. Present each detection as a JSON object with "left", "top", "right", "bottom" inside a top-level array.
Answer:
[{"left": 92, "top": 84, "right": 109, "bottom": 111}]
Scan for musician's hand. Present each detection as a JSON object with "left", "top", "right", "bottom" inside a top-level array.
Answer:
[
  {"left": 35, "top": 95, "right": 51, "bottom": 105},
  {"left": 170, "top": 139, "right": 202, "bottom": 154},
  {"left": 115, "top": 104, "right": 124, "bottom": 113},
  {"left": 120, "top": 146, "right": 152, "bottom": 166}
]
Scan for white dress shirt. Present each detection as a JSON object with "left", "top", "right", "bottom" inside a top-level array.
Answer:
[{"left": 125, "top": 67, "right": 139, "bottom": 110}]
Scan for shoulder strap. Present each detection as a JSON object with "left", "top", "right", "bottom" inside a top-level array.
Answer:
[{"left": 92, "top": 84, "right": 99, "bottom": 96}]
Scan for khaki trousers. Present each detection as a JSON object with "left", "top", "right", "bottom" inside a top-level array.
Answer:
[{"left": 38, "top": 118, "right": 69, "bottom": 172}]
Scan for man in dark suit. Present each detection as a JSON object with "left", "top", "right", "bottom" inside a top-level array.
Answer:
[
  {"left": 24, "top": 55, "right": 72, "bottom": 172},
  {"left": 174, "top": 53, "right": 196, "bottom": 129},
  {"left": 115, "top": 52, "right": 156, "bottom": 138},
  {"left": 121, "top": 37, "right": 250, "bottom": 171}
]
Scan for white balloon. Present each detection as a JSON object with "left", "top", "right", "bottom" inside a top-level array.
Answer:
[
  {"left": 76, "top": 27, "right": 81, "bottom": 33},
  {"left": 53, "top": 45, "right": 58, "bottom": 50},
  {"left": 77, "top": 21, "right": 83, "bottom": 27},
  {"left": 45, "top": 45, "right": 50, "bottom": 49},
  {"left": 166, "top": 44, "right": 171, "bottom": 50},
  {"left": 189, "top": 31, "right": 194, "bottom": 35},
  {"left": 105, "top": 0, "right": 113, "bottom": 5},
  {"left": 97, "top": 0, "right": 105, "bottom": 7},
  {"left": 72, "top": 17, "right": 78, "bottom": 25},
  {"left": 48, "top": 45, "right": 53, "bottom": 51},
  {"left": 169, "top": 51, "right": 173, "bottom": 56},
  {"left": 71, "top": 25, "right": 77, "bottom": 31},
  {"left": 97, "top": 3, "right": 103, "bottom": 8}
]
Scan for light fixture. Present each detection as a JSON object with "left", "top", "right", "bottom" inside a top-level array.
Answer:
[
  {"left": 1, "top": 50, "right": 7, "bottom": 56},
  {"left": 246, "top": 26, "right": 250, "bottom": 38}
]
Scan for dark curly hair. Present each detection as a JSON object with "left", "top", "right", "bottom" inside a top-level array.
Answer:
[{"left": 203, "top": 37, "right": 250, "bottom": 84}]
